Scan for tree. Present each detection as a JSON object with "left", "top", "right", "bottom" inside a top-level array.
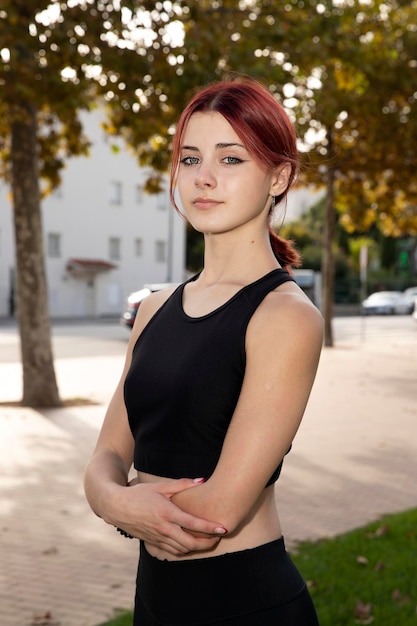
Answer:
[
  {"left": 124, "top": 0, "right": 417, "bottom": 344},
  {"left": 3, "top": 1, "right": 417, "bottom": 405},
  {"left": 0, "top": 1, "right": 185, "bottom": 406},
  {"left": 0, "top": 0, "right": 307, "bottom": 407},
  {"left": 269, "top": 0, "right": 417, "bottom": 344}
]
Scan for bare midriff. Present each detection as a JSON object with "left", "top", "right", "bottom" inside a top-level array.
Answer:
[{"left": 137, "top": 470, "right": 282, "bottom": 562}]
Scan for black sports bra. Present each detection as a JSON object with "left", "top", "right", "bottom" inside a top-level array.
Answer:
[{"left": 124, "top": 269, "right": 295, "bottom": 486}]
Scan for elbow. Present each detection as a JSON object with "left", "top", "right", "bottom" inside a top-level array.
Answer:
[
  {"left": 195, "top": 491, "right": 248, "bottom": 536},
  {"left": 210, "top": 500, "right": 244, "bottom": 535},
  {"left": 173, "top": 479, "right": 256, "bottom": 535},
  {"left": 196, "top": 479, "right": 275, "bottom": 536}
]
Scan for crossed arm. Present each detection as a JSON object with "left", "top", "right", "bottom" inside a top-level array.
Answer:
[
  {"left": 172, "top": 290, "right": 323, "bottom": 534},
  {"left": 83, "top": 291, "right": 228, "bottom": 555},
  {"left": 83, "top": 287, "right": 323, "bottom": 556}
]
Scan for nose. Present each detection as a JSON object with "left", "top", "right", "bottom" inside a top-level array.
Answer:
[{"left": 194, "top": 162, "right": 216, "bottom": 189}]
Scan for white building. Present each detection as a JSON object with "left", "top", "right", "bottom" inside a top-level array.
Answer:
[
  {"left": 0, "top": 109, "right": 325, "bottom": 320},
  {"left": 0, "top": 110, "right": 186, "bottom": 319}
]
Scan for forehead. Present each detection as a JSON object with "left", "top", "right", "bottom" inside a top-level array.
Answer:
[{"left": 182, "top": 111, "right": 242, "bottom": 145}]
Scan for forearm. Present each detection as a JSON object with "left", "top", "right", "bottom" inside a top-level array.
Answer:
[
  {"left": 172, "top": 479, "right": 243, "bottom": 535},
  {"left": 83, "top": 449, "right": 131, "bottom": 525},
  {"left": 84, "top": 453, "right": 228, "bottom": 555}
]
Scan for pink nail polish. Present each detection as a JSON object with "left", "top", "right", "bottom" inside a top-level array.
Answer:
[
  {"left": 215, "top": 527, "right": 228, "bottom": 535},
  {"left": 193, "top": 477, "right": 206, "bottom": 484}
]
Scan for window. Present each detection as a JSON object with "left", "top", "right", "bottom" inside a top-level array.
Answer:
[
  {"left": 157, "top": 191, "right": 167, "bottom": 210},
  {"left": 109, "top": 237, "right": 121, "bottom": 260},
  {"left": 134, "top": 238, "right": 143, "bottom": 257},
  {"left": 109, "top": 181, "right": 122, "bottom": 205},
  {"left": 135, "top": 184, "right": 144, "bottom": 204},
  {"left": 155, "top": 240, "right": 167, "bottom": 263},
  {"left": 48, "top": 233, "right": 61, "bottom": 258}
]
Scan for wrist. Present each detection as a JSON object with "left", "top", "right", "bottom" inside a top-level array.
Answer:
[{"left": 99, "top": 481, "right": 128, "bottom": 527}]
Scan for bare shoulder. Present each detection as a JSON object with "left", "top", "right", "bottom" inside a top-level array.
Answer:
[
  {"left": 142, "top": 284, "right": 178, "bottom": 312},
  {"left": 248, "top": 281, "right": 323, "bottom": 349},
  {"left": 130, "top": 285, "right": 179, "bottom": 341}
]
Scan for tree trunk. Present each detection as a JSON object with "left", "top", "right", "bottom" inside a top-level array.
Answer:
[
  {"left": 321, "top": 130, "right": 336, "bottom": 348},
  {"left": 10, "top": 103, "right": 62, "bottom": 407}
]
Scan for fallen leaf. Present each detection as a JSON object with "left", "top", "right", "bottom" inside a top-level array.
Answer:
[
  {"left": 356, "top": 555, "right": 369, "bottom": 565},
  {"left": 366, "top": 524, "right": 389, "bottom": 539},
  {"left": 374, "top": 524, "right": 388, "bottom": 537},
  {"left": 30, "top": 611, "right": 61, "bottom": 626},
  {"left": 392, "top": 589, "right": 411, "bottom": 606},
  {"left": 306, "top": 579, "right": 319, "bottom": 590},
  {"left": 354, "top": 600, "right": 374, "bottom": 624}
]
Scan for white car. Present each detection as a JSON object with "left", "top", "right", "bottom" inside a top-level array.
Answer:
[
  {"left": 361, "top": 291, "right": 414, "bottom": 315},
  {"left": 120, "top": 282, "right": 179, "bottom": 329},
  {"left": 404, "top": 286, "right": 417, "bottom": 304}
]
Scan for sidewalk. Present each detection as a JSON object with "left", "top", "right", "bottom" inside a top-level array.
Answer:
[{"left": 1, "top": 321, "right": 416, "bottom": 626}]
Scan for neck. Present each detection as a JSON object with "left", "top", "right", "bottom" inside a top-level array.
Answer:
[{"left": 200, "top": 230, "right": 279, "bottom": 286}]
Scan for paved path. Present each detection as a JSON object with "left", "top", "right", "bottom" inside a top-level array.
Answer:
[{"left": 0, "top": 318, "right": 416, "bottom": 626}]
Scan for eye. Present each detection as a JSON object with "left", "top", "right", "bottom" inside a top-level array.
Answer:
[
  {"left": 180, "top": 155, "right": 200, "bottom": 166},
  {"left": 222, "top": 156, "right": 243, "bottom": 165}
]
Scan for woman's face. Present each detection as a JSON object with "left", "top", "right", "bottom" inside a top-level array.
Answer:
[{"left": 176, "top": 111, "right": 286, "bottom": 236}]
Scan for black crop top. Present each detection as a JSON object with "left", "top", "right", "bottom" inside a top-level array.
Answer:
[{"left": 124, "top": 269, "right": 295, "bottom": 487}]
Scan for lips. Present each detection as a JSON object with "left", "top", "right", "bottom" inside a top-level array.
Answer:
[{"left": 192, "top": 197, "right": 222, "bottom": 209}]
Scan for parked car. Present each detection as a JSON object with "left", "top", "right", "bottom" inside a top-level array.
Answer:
[
  {"left": 120, "top": 282, "right": 179, "bottom": 329},
  {"left": 413, "top": 298, "right": 417, "bottom": 322},
  {"left": 404, "top": 286, "right": 417, "bottom": 305},
  {"left": 361, "top": 290, "right": 414, "bottom": 315}
]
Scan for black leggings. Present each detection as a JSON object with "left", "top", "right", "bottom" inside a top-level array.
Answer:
[{"left": 134, "top": 537, "right": 319, "bottom": 625}]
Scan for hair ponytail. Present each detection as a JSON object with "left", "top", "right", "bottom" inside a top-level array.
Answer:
[{"left": 269, "top": 227, "right": 301, "bottom": 272}]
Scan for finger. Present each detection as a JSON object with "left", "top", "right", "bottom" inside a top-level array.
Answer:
[
  {"left": 154, "top": 518, "right": 222, "bottom": 555},
  {"left": 161, "top": 477, "right": 205, "bottom": 496},
  {"left": 159, "top": 531, "right": 219, "bottom": 555},
  {"left": 157, "top": 481, "right": 228, "bottom": 534},
  {"left": 176, "top": 510, "right": 228, "bottom": 537},
  {"left": 176, "top": 532, "right": 222, "bottom": 554}
]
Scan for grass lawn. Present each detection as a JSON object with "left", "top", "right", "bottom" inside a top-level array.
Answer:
[{"left": 98, "top": 508, "right": 417, "bottom": 626}]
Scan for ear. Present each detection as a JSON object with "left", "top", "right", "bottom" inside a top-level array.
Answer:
[{"left": 270, "top": 163, "right": 292, "bottom": 197}]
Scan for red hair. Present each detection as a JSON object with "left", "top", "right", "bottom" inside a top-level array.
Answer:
[{"left": 170, "top": 76, "right": 301, "bottom": 269}]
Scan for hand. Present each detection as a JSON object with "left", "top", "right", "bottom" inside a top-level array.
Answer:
[{"left": 111, "top": 478, "right": 227, "bottom": 556}]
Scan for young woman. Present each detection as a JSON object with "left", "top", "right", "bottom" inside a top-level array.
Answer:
[{"left": 84, "top": 76, "right": 323, "bottom": 625}]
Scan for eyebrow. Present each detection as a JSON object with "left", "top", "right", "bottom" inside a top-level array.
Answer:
[{"left": 181, "top": 142, "right": 246, "bottom": 151}]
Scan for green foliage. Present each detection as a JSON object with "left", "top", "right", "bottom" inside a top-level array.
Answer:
[
  {"left": 97, "top": 610, "right": 133, "bottom": 626},
  {"left": 186, "top": 225, "right": 204, "bottom": 273},
  {"left": 0, "top": 1, "right": 183, "bottom": 187},
  {"left": 380, "top": 236, "right": 399, "bottom": 270},
  {"left": 366, "top": 268, "right": 415, "bottom": 293},
  {"left": 288, "top": 1, "right": 417, "bottom": 237},
  {"left": 298, "top": 244, "right": 323, "bottom": 272},
  {"left": 279, "top": 222, "right": 315, "bottom": 252},
  {"left": 281, "top": 194, "right": 416, "bottom": 301},
  {"left": 293, "top": 508, "right": 417, "bottom": 626},
  {"left": 1, "top": 0, "right": 417, "bottom": 400},
  {"left": 280, "top": 197, "right": 360, "bottom": 302},
  {"left": 1, "top": 1, "right": 417, "bottom": 238},
  {"left": 348, "top": 237, "right": 379, "bottom": 272}
]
